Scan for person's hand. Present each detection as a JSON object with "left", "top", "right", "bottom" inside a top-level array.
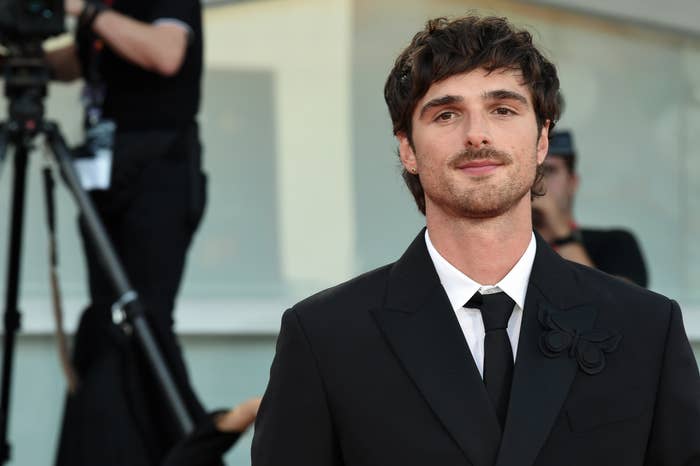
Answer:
[
  {"left": 64, "top": 0, "right": 85, "bottom": 17},
  {"left": 214, "top": 397, "right": 262, "bottom": 433}
]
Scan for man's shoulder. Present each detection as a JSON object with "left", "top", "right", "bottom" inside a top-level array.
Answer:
[
  {"left": 565, "top": 258, "right": 671, "bottom": 311},
  {"left": 291, "top": 263, "right": 395, "bottom": 319}
]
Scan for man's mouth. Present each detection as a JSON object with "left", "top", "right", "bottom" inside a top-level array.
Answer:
[{"left": 457, "top": 159, "right": 503, "bottom": 175}]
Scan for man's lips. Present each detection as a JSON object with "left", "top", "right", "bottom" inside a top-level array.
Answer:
[{"left": 457, "top": 159, "right": 504, "bottom": 175}]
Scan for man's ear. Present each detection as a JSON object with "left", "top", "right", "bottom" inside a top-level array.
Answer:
[
  {"left": 536, "top": 120, "right": 550, "bottom": 164},
  {"left": 397, "top": 132, "right": 418, "bottom": 173}
]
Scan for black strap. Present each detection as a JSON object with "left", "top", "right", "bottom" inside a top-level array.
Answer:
[{"left": 42, "top": 166, "right": 79, "bottom": 393}]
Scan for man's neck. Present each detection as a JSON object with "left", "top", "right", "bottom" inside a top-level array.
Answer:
[{"left": 425, "top": 199, "right": 534, "bottom": 285}]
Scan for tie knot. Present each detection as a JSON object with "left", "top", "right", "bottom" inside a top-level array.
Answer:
[{"left": 465, "top": 292, "right": 515, "bottom": 332}]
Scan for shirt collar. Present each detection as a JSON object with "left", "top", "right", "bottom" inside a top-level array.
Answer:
[{"left": 425, "top": 229, "right": 536, "bottom": 311}]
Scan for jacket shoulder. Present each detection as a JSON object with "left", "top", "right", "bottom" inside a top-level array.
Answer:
[
  {"left": 291, "top": 263, "right": 394, "bottom": 319},
  {"left": 566, "top": 260, "right": 674, "bottom": 313}
]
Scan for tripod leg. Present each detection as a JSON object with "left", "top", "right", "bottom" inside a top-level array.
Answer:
[
  {"left": 0, "top": 142, "right": 29, "bottom": 463},
  {"left": 0, "top": 124, "right": 9, "bottom": 181},
  {"left": 42, "top": 121, "right": 194, "bottom": 435}
]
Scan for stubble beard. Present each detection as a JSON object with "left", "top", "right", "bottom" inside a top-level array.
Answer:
[{"left": 427, "top": 146, "right": 537, "bottom": 219}]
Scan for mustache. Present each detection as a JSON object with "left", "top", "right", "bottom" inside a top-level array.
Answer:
[{"left": 448, "top": 147, "right": 512, "bottom": 168}]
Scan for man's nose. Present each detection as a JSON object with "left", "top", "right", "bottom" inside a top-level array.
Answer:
[{"left": 462, "top": 113, "right": 491, "bottom": 147}]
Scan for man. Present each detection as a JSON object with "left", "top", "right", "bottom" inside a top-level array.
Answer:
[
  {"left": 46, "top": 1, "right": 244, "bottom": 465},
  {"left": 252, "top": 15, "right": 700, "bottom": 466},
  {"left": 533, "top": 130, "right": 648, "bottom": 287}
]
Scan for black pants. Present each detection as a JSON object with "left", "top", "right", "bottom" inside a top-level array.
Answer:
[{"left": 55, "top": 123, "right": 215, "bottom": 466}]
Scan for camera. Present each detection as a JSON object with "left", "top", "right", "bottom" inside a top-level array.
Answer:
[
  {"left": 0, "top": 0, "right": 64, "bottom": 44},
  {"left": 0, "top": 0, "right": 65, "bottom": 131}
]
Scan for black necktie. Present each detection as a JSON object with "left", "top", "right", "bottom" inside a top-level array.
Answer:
[{"left": 465, "top": 291, "right": 515, "bottom": 428}]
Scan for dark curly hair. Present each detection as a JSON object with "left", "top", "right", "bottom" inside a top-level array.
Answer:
[{"left": 384, "top": 15, "right": 561, "bottom": 214}]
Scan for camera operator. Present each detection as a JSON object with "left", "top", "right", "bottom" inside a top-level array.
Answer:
[{"left": 42, "top": 1, "right": 253, "bottom": 465}]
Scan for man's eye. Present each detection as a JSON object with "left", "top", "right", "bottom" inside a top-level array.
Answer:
[
  {"left": 494, "top": 107, "right": 518, "bottom": 116},
  {"left": 494, "top": 107, "right": 515, "bottom": 116},
  {"left": 435, "top": 111, "right": 456, "bottom": 121}
]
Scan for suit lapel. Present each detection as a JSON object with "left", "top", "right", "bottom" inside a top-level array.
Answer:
[
  {"left": 371, "top": 230, "right": 501, "bottom": 466},
  {"left": 495, "top": 234, "right": 598, "bottom": 466}
]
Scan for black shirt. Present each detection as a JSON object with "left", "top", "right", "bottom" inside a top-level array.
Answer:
[
  {"left": 580, "top": 228, "right": 649, "bottom": 288},
  {"left": 79, "top": 0, "right": 202, "bottom": 130}
]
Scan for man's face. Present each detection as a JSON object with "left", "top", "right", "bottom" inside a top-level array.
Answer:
[
  {"left": 542, "top": 155, "right": 578, "bottom": 214},
  {"left": 397, "top": 68, "right": 549, "bottom": 220}
]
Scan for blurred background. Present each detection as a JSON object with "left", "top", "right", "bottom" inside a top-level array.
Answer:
[{"left": 0, "top": 0, "right": 699, "bottom": 464}]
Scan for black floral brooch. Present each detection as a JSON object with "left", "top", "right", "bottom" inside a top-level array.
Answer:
[{"left": 538, "top": 306, "right": 621, "bottom": 375}]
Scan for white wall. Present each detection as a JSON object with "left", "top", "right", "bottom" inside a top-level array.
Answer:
[{"left": 524, "top": 0, "right": 700, "bottom": 36}]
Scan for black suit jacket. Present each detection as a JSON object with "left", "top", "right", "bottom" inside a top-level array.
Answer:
[{"left": 252, "top": 231, "right": 700, "bottom": 466}]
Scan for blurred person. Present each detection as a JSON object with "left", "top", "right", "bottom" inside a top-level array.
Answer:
[
  {"left": 43, "top": 1, "right": 241, "bottom": 465},
  {"left": 532, "top": 130, "right": 648, "bottom": 287},
  {"left": 163, "top": 397, "right": 261, "bottom": 466},
  {"left": 252, "top": 15, "right": 700, "bottom": 466}
]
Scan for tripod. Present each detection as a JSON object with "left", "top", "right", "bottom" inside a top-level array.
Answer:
[{"left": 0, "top": 50, "right": 193, "bottom": 463}]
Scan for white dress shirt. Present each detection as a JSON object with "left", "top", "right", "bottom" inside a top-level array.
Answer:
[{"left": 425, "top": 230, "right": 537, "bottom": 378}]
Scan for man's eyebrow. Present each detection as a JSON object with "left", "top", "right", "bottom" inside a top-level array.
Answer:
[
  {"left": 418, "top": 95, "right": 463, "bottom": 119},
  {"left": 482, "top": 89, "right": 529, "bottom": 106}
]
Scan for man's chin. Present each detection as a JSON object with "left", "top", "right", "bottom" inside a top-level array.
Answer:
[
  {"left": 456, "top": 191, "right": 529, "bottom": 219},
  {"left": 459, "top": 204, "right": 512, "bottom": 219},
  {"left": 431, "top": 198, "right": 513, "bottom": 220},
  {"left": 426, "top": 186, "right": 531, "bottom": 220}
]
